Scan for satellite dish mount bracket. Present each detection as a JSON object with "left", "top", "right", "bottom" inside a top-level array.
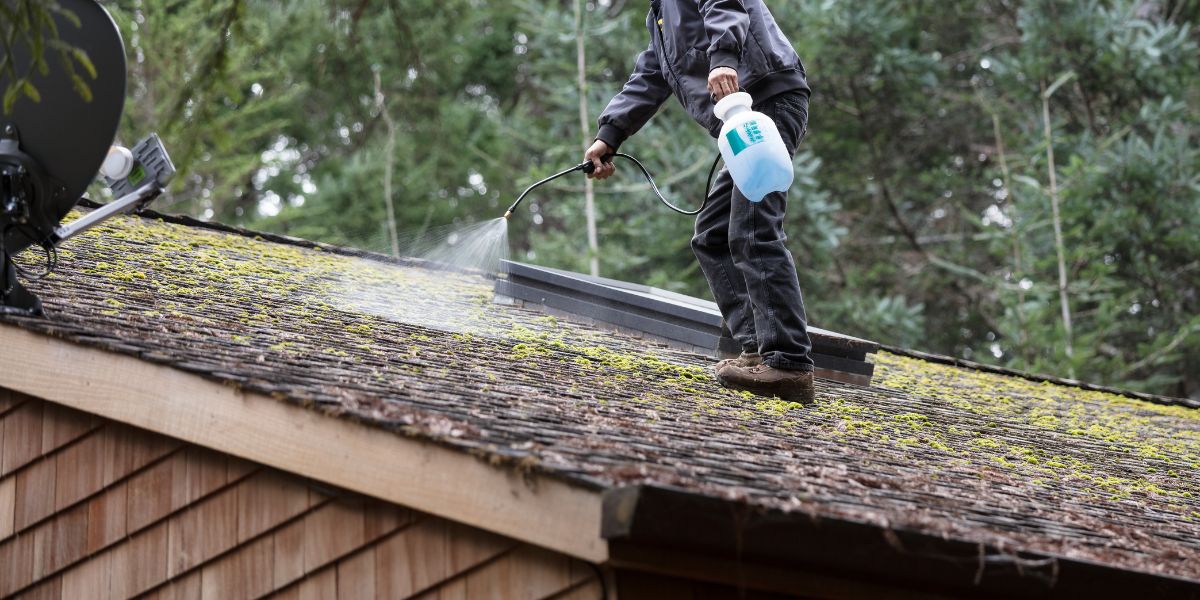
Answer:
[{"left": 0, "top": 123, "right": 53, "bottom": 316}]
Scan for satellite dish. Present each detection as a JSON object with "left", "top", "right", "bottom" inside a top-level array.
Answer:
[
  {"left": 1, "top": 0, "right": 174, "bottom": 315},
  {"left": 1, "top": 0, "right": 126, "bottom": 247}
]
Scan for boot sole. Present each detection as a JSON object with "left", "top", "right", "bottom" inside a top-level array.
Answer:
[{"left": 715, "top": 373, "right": 815, "bottom": 404}]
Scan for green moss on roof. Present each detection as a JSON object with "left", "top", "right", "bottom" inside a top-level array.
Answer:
[
  {"left": 63, "top": 211, "right": 504, "bottom": 349},
  {"left": 858, "top": 352, "right": 1200, "bottom": 504}
]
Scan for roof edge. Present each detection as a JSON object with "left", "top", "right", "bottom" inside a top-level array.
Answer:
[
  {"left": 603, "top": 485, "right": 1200, "bottom": 598},
  {"left": 76, "top": 199, "right": 499, "bottom": 280},
  {"left": 882, "top": 345, "right": 1199, "bottom": 410},
  {"left": 0, "top": 323, "right": 608, "bottom": 563}
]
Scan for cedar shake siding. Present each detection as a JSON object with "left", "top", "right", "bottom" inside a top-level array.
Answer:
[{"left": 0, "top": 389, "right": 601, "bottom": 599}]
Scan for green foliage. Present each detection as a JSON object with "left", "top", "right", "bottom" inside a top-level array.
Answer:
[
  {"left": 99, "top": 0, "right": 1200, "bottom": 398},
  {"left": 979, "top": 0, "right": 1200, "bottom": 394},
  {"left": 1, "top": 0, "right": 95, "bottom": 114}
]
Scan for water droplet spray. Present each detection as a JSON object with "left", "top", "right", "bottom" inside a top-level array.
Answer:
[{"left": 415, "top": 217, "right": 509, "bottom": 274}]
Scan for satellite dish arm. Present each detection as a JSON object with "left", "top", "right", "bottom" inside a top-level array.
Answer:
[
  {"left": 49, "top": 132, "right": 175, "bottom": 245},
  {"left": 49, "top": 181, "right": 161, "bottom": 244}
]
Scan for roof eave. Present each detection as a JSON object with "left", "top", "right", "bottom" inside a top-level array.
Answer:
[
  {"left": 602, "top": 485, "right": 1200, "bottom": 598},
  {"left": 0, "top": 323, "right": 609, "bottom": 563}
]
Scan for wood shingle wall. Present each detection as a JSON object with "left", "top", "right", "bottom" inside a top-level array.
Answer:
[{"left": 0, "top": 388, "right": 602, "bottom": 599}]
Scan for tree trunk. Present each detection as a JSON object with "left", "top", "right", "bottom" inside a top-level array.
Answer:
[
  {"left": 576, "top": 0, "right": 599, "bottom": 276},
  {"left": 989, "top": 110, "right": 1028, "bottom": 361},
  {"left": 1041, "top": 79, "right": 1074, "bottom": 378},
  {"left": 375, "top": 72, "right": 400, "bottom": 258}
]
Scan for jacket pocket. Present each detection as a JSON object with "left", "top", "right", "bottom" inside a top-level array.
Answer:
[
  {"left": 775, "top": 93, "right": 809, "bottom": 122},
  {"left": 772, "top": 93, "right": 809, "bottom": 151}
]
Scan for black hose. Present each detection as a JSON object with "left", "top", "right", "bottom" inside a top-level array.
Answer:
[
  {"left": 503, "top": 151, "right": 723, "bottom": 219},
  {"left": 5, "top": 224, "right": 57, "bottom": 280}
]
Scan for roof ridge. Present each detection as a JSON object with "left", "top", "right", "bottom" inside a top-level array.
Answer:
[
  {"left": 76, "top": 198, "right": 497, "bottom": 280},
  {"left": 881, "top": 344, "right": 1199, "bottom": 410}
]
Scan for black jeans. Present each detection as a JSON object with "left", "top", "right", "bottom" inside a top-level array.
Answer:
[{"left": 691, "top": 91, "right": 814, "bottom": 371}]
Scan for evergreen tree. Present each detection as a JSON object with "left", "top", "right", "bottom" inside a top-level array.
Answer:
[{"left": 93, "top": 0, "right": 1199, "bottom": 396}]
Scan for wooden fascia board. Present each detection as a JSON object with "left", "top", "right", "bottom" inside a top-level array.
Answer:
[{"left": 0, "top": 324, "right": 608, "bottom": 562}]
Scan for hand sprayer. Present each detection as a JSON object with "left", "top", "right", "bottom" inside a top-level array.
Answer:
[
  {"left": 714, "top": 92, "right": 793, "bottom": 201},
  {"left": 503, "top": 92, "right": 793, "bottom": 220},
  {"left": 503, "top": 152, "right": 719, "bottom": 220}
]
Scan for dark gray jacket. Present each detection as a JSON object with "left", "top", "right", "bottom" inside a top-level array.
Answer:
[{"left": 596, "top": 0, "right": 810, "bottom": 150}]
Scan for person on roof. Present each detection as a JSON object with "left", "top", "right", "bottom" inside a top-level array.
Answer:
[{"left": 585, "top": 0, "right": 816, "bottom": 402}]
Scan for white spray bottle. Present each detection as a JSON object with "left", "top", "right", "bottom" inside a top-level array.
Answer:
[{"left": 713, "top": 92, "right": 793, "bottom": 202}]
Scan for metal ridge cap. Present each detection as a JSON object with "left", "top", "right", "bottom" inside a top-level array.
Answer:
[
  {"left": 501, "top": 260, "right": 723, "bottom": 325},
  {"left": 521, "top": 261, "right": 657, "bottom": 294},
  {"left": 501, "top": 260, "right": 882, "bottom": 353}
]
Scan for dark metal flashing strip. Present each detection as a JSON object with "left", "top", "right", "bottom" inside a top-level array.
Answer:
[
  {"left": 496, "top": 280, "right": 721, "bottom": 349},
  {"left": 602, "top": 485, "right": 1200, "bottom": 599},
  {"left": 521, "top": 262, "right": 729, "bottom": 317},
  {"left": 505, "top": 261, "right": 723, "bottom": 328},
  {"left": 502, "top": 277, "right": 716, "bottom": 335},
  {"left": 499, "top": 280, "right": 874, "bottom": 378},
  {"left": 500, "top": 260, "right": 880, "bottom": 358},
  {"left": 811, "top": 351, "right": 875, "bottom": 377},
  {"left": 819, "top": 344, "right": 867, "bottom": 362}
]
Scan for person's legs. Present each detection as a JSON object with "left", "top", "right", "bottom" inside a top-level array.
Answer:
[
  {"left": 692, "top": 167, "right": 758, "bottom": 355},
  {"left": 726, "top": 91, "right": 815, "bottom": 372}
]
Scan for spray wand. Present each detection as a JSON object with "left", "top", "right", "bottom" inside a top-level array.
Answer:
[{"left": 503, "top": 152, "right": 722, "bottom": 220}]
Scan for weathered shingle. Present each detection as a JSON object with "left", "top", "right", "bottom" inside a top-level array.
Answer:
[{"left": 4, "top": 211, "right": 1198, "bottom": 581}]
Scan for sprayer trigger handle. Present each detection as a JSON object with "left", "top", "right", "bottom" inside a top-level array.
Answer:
[{"left": 581, "top": 154, "right": 616, "bottom": 174}]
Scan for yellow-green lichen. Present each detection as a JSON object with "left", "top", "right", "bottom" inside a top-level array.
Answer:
[{"left": 870, "top": 351, "right": 1200, "bottom": 510}]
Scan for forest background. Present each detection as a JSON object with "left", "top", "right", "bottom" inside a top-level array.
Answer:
[{"left": 15, "top": 0, "right": 1200, "bottom": 397}]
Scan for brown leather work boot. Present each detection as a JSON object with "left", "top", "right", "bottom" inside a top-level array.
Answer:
[
  {"left": 716, "top": 363, "right": 815, "bottom": 403},
  {"left": 714, "top": 351, "right": 763, "bottom": 377}
]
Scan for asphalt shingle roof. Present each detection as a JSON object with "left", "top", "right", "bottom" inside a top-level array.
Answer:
[{"left": 4, "top": 210, "right": 1199, "bottom": 581}]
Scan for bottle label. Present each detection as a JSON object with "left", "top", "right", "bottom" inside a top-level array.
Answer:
[{"left": 725, "top": 120, "right": 765, "bottom": 156}]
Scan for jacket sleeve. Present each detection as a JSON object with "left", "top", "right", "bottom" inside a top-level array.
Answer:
[
  {"left": 596, "top": 40, "right": 672, "bottom": 151},
  {"left": 699, "top": 0, "right": 749, "bottom": 72}
]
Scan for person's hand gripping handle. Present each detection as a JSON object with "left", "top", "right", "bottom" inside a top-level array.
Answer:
[
  {"left": 708, "top": 66, "right": 739, "bottom": 101},
  {"left": 584, "top": 139, "right": 616, "bottom": 180}
]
